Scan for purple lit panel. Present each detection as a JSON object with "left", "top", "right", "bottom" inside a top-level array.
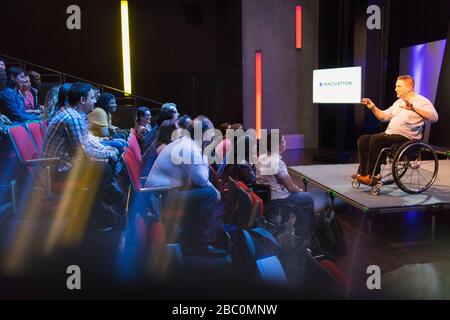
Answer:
[{"left": 399, "top": 39, "right": 447, "bottom": 104}]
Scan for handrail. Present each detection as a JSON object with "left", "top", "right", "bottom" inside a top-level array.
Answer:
[
  {"left": 60, "top": 72, "right": 102, "bottom": 87},
  {"left": 23, "top": 61, "right": 66, "bottom": 75},
  {"left": 0, "top": 53, "right": 163, "bottom": 107},
  {"left": 0, "top": 53, "right": 22, "bottom": 64}
]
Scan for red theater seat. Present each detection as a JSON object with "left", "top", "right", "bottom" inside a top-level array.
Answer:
[
  {"left": 122, "top": 148, "right": 185, "bottom": 219},
  {"left": 149, "top": 222, "right": 167, "bottom": 250},
  {"left": 26, "top": 121, "right": 46, "bottom": 154},
  {"left": 7, "top": 125, "right": 39, "bottom": 177},
  {"left": 128, "top": 130, "right": 142, "bottom": 163},
  {"left": 249, "top": 192, "right": 264, "bottom": 218},
  {"left": 319, "top": 259, "right": 351, "bottom": 290}
]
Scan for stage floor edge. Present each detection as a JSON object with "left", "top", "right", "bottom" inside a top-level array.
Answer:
[{"left": 289, "top": 161, "right": 450, "bottom": 214}]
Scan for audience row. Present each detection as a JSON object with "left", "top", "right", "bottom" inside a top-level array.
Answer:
[{"left": 0, "top": 60, "right": 318, "bottom": 259}]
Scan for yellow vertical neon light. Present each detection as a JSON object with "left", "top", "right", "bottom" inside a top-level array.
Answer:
[{"left": 121, "top": 1, "right": 132, "bottom": 94}]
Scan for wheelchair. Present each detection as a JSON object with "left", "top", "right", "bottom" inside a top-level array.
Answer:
[{"left": 352, "top": 139, "right": 439, "bottom": 196}]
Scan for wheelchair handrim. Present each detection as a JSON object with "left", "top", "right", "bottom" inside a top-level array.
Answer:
[{"left": 392, "top": 141, "right": 439, "bottom": 194}]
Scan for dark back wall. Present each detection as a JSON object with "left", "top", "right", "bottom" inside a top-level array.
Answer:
[
  {"left": 431, "top": 24, "right": 450, "bottom": 146},
  {"left": 0, "top": 0, "right": 242, "bottom": 126},
  {"left": 0, "top": 0, "right": 122, "bottom": 89},
  {"left": 386, "top": 0, "right": 450, "bottom": 107}
]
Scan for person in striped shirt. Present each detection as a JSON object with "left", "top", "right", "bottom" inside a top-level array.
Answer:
[
  {"left": 43, "top": 82, "right": 118, "bottom": 173},
  {"left": 42, "top": 82, "right": 120, "bottom": 229}
]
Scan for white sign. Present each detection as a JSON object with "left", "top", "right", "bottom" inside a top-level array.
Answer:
[{"left": 313, "top": 66, "right": 362, "bottom": 104}]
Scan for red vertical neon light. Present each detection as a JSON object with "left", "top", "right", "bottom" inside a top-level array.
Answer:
[
  {"left": 255, "top": 51, "right": 262, "bottom": 139},
  {"left": 296, "top": 5, "right": 302, "bottom": 49}
]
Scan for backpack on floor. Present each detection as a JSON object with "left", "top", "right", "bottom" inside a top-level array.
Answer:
[{"left": 316, "top": 210, "right": 347, "bottom": 257}]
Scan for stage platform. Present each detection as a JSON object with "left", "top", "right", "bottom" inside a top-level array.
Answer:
[
  {"left": 289, "top": 160, "right": 450, "bottom": 243},
  {"left": 290, "top": 160, "right": 450, "bottom": 214}
]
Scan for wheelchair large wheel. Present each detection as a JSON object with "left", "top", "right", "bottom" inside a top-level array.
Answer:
[{"left": 392, "top": 140, "right": 439, "bottom": 194}]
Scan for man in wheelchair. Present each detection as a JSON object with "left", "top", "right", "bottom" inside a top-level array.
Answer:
[{"left": 355, "top": 75, "right": 439, "bottom": 186}]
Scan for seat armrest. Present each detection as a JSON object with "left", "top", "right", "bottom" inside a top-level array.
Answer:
[
  {"left": 74, "top": 159, "right": 109, "bottom": 163},
  {"left": 25, "top": 157, "right": 60, "bottom": 165},
  {"left": 139, "top": 186, "right": 173, "bottom": 194}
]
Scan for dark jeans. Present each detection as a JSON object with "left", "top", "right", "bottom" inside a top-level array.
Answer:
[
  {"left": 163, "top": 185, "right": 220, "bottom": 248},
  {"left": 100, "top": 139, "right": 127, "bottom": 154},
  {"left": 357, "top": 133, "right": 409, "bottom": 176},
  {"left": 112, "top": 131, "right": 128, "bottom": 141}
]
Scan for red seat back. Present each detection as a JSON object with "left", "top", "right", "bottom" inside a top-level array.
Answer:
[
  {"left": 250, "top": 192, "right": 264, "bottom": 218},
  {"left": 149, "top": 222, "right": 167, "bottom": 250},
  {"left": 236, "top": 181, "right": 250, "bottom": 192},
  {"left": 123, "top": 149, "right": 142, "bottom": 192},
  {"left": 319, "top": 259, "right": 351, "bottom": 290},
  {"left": 128, "top": 134, "right": 142, "bottom": 163},
  {"left": 26, "top": 121, "right": 45, "bottom": 154},
  {"left": 7, "top": 125, "right": 38, "bottom": 163}
]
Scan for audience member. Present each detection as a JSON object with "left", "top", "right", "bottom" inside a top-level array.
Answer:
[
  {"left": 215, "top": 122, "right": 231, "bottom": 164},
  {"left": 0, "top": 67, "right": 40, "bottom": 123},
  {"left": 256, "top": 131, "right": 317, "bottom": 249},
  {"left": 88, "top": 93, "right": 126, "bottom": 153},
  {"left": 141, "top": 105, "right": 179, "bottom": 154},
  {"left": 134, "top": 106, "right": 152, "bottom": 147},
  {"left": 42, "top": 85, "right": 62, "bottom": 124},
  {"left": 57, "top": 83, "right": 73, "bottom": 108},
  {"left": 20, "top": 75, "right": 41, "bottom": 114},
  {"left": 141, "top": 118, "right": 180, "bottom": 176},
  {"left": 145, "top": 115, "right": 227, "bottom": 257},
  {"left": 42, "top": 82, "right": 119, "bottom": 228},
  {"left": 221, "top": 135, "right": 257, "bottom": 187},
  {"left": 27, "top": 70, "right": 42, "bottom": 106},
  {"left": 161, "top": 102, "right": 179, "bottom": 117},
  {"left": 0, "top": 59, "right": 6, "bottom": 90},
  {"left": 178, "top": 114, "right": 193, "bottom": 130}
]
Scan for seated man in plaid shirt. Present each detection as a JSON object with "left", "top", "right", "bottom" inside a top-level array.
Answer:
[{"left": 42, "top": 82, "right": 120, "bottom": 229}]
